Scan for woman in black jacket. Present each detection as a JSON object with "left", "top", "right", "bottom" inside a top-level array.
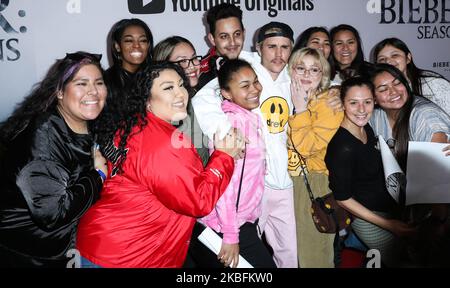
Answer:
[{"left": 0, "top": 51, "right": 108, "bottom": 267}]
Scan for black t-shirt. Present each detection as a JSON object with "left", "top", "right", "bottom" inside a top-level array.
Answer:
[{"left": 325, "top": 125, "right": 398, "bottom": 213}]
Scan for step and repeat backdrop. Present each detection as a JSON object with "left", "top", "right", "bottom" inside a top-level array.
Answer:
[{"left": 1, "top": 0, "right": 449, "bottom": 120}]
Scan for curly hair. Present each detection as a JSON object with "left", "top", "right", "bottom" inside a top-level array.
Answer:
[
  {"left": 0, "top": 52, "right": 103, "bottom": 144},
  {"left": 94, "top": 62, "right": 189, "bottom": 173}
]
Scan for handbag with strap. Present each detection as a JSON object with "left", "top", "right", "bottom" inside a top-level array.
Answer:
[{"left": 297, "top": 153, "right": 352, "bottom": 234}]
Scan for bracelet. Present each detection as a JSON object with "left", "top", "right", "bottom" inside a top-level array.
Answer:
[{"left": 96, "top": 169, "right": 106, "bottom": 182}]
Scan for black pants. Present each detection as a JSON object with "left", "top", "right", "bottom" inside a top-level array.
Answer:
[{"left": 184, "top": 221, "right": 276, "bottom": 268}]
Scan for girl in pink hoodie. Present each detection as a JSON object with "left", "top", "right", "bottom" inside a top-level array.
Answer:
[{"left": 193, "top": 59, "right": 276, "bottom": 268}]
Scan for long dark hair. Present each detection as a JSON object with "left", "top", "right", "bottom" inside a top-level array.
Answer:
[
  {"left": 370, "top": 63, "right": 415, "bottom": 171},
  {"left": 109, "top": 18, "right": 153, "bottom": 68},
  {"left": 94, "top": 62, "right": 188, "bottom": 173},
  {"left": 293, "top": 26, "right": 336, "bottom": 79},
  {"left": 372, "top": 37, "right": 447, "bottom": 96},
  {"left": 330, "top": 24, "right": 369, "bottom": 80},
  {"left": 0, "top": 52, "right": 103, "bottom": 143}
]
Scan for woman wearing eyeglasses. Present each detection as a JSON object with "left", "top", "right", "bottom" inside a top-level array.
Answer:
[
  {"left": 286, "top": 47, "right": 344, "bottom": 267},
  {"left": 153, "top": 36, "right": 209, "bottom": 165},
  {"left": 153, "top": 36, "right": 202, "bottom": 92},
  {"left": 0, "top": 52, "right": 107, "bottom": 267}
]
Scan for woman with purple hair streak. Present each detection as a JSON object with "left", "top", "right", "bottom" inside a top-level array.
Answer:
[{"left": 0, "top": 52, "right": 108, "bottom": 267}]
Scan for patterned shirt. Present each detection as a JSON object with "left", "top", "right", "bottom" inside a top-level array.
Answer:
[{"left": 420, "top": 76, "right": 450, "bottom": 115}]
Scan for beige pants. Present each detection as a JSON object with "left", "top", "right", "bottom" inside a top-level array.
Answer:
[{"left": 292, "top": 172, "right": 335, "bottom": 268}]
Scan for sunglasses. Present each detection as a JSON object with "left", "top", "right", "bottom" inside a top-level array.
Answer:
[{"left": 65, "top": 52, "right": 102, "bottom": 62}]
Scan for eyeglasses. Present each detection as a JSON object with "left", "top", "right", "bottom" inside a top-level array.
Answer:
[
  {"left": 172, "top": 56, "right": 202, "bottom": 69},
  {"left": 65, "top": 52, "right": 102, "bottom": 62},
  {"left": 294, "top": 66, "right": 322, "bottom": 77}
]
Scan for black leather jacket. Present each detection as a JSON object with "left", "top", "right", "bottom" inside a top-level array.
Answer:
[{"left": 0, "top": 109, "right": 103, "bottom": 267}]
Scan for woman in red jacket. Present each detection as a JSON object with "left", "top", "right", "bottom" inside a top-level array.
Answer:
[{"left": 76, "top": 62, "right": 244, "bottom": 267}]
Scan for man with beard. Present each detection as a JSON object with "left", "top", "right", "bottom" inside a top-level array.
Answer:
[{"left": 192, "top": 20, "right": 298, "bottom": 268}]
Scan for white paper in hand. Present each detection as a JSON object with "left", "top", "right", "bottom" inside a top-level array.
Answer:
[
  {"left": 406, "top": 141, "right": 450, "bottom": 205},
  {"left": 197, "top": 226, "right": 254, "bottom": 268},
  {"left": 378, "top": 135, "right": 405, "bottom": 203}
]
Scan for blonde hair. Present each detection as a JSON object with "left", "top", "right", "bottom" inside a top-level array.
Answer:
[{"left": 288, "top": 47, "right": 330, "bottom": 93}]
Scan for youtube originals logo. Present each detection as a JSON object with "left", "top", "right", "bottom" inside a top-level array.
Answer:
[
  {"left": 127, "top": 0, "right": 315, "bottom": 18},
  {"left": 128, "top": 0, "right": 165, "bottom": 14}
]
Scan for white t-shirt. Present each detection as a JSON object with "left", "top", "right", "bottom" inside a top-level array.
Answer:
[{"left": 192, "top": 51, "right": 293, "bottom": 190}]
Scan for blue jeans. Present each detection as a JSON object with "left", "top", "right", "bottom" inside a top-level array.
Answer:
[
  {"left": 344, "top": 231, "right": 368, "bottom": 252},
  {"left": 81, "top": 256, "right": 102, "bottom": 268}
]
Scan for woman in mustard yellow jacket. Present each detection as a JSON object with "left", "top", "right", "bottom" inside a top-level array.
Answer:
[{"left": 287, "top": 47, "right": 344, "bottom": 267}]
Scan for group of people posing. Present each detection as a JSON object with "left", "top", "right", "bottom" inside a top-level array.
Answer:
[{"left": 0, "top": 3, "right": 449, "bottom": 268}]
